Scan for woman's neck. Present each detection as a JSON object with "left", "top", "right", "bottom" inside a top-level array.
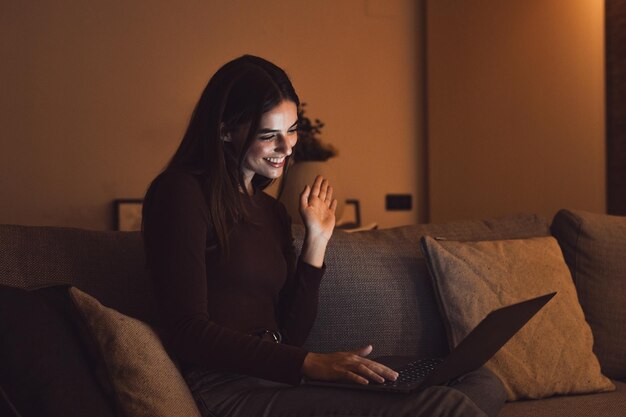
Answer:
[
  {"left": 241, "top": 172, "right": 254, "bottom": 196},
  {"left": 239, "top": 183, "right": 254, "bottom": 196}
]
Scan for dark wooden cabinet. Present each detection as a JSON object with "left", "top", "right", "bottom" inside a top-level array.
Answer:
[{"left": 606, "top": 0, "right": 626, "bottom": 215}]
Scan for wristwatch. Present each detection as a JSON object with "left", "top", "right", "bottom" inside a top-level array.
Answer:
[{"left": 254, "top": 329, "right": 282, "bottom": 343}]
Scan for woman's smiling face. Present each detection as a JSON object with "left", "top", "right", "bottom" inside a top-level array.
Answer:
[{"left": 240, "top": 100, "right": 298, "bottom": 186}]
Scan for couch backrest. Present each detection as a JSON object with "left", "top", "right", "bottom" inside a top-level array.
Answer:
[
  {"left": 299, "top": 213, "right": 551, "bottom": 358},
  {"left": 0, "top": 213, "right": 550, "bottom": 358},
  {"left": 0, "top": 225, "right": 156, "bottom": 325}
]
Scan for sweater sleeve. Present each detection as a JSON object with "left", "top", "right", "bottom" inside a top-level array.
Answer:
[
  {"left": 276, "top": 201, "right": 325, "bottom": 347},
  {"left": 142, "top": 171, "right": 308, "bottom": 385}
]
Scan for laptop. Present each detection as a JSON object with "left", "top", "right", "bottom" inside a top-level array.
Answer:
[{"left": 304, "top": 292, "right": 556, "bottom": 393}]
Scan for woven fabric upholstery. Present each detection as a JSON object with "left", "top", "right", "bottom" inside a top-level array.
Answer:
[
  {"left": 296, "top": 213, "right": 550, "bottom": 358},
  {"left": 0, "top": 224, "right": 156, "bottom": 325},
  {"left": 500, "top": 381, "right": 626, "bottom": 417},
  {"left": 551, "top": 209, "right": 626, "bottom": 380},
  {"left": 0, "top": 214, "right": 549, "bottom": 360},
  {"left": 6, "top": 214, "right": 626, "bottom": 414}
]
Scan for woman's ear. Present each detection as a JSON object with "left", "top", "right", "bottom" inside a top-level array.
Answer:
[{"left": 219, "top": 123, "right": 232, "bottom": 142}]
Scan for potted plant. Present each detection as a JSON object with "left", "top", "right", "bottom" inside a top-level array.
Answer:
[{"left": 291, "top": 103, "right": 337, "bottom": 163}]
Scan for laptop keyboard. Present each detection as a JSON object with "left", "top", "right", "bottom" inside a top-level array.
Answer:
[{"left": 384, "top": 358, "right": 444, "bottom": 386}]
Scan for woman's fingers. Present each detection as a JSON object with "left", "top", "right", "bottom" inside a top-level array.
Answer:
[
  {"left": 355, "top": 363, "right": 385, "bottom": 384},
  {"left": 330, "top": 199, "right": 338, "bottom": 213},
  {"left": 345, "top": 370, "right": 370, "bottom": 385},
  {"left": 319, "top": 179, "right": 329, "bottom": 201},
  {"left": 350, "top": 344, "right": 373, "bottom": 357},
  {"left": 310, "top": 175, "right": 323, "bottom": 198},
  {"left": 343, "top": 359, "right": 396, "bottom": 385},
  {"left": 325, "top": 186, "right": 333, "bottom": 204},
  {"left": 352, "top": 355, "right": 399, "bottom": 383},
  {"left": 308, "top": 176, "right": 334, "bottom": 204},
  {"left": 344, "top": 346, "right": 398, "bottom": 383},
  {"left": 300, "top": 185, "right": 311, "bottom": 209},
  {"left": 301, "top": 350, "right": 398, "bottom": 386},
  {"left": 304, "top": 175, "right": 336, "bottom": 211},
  {"left": 362, "top": 359, "right": 399, "bottom": 381}
]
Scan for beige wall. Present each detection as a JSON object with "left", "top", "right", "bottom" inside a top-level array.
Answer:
[
  {"left": 1, "top": 0, "right": 607, "bottom": 230},
  {"left": 426, "top": 0, "right": 606, "bottom": 223},
  {"left": 0, "top": 0, "right": 422, "bottom": 230}
]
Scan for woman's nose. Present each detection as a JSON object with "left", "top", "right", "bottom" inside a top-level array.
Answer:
[{"left": 276, "top": 134, "right": 296, "bottom": 155}]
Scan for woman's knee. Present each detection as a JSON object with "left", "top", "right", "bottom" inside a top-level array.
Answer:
[
  {"left": 447, "top": 367, "right": 507, "bottom": 417},
  {"left": 412, "top": 385, "right": 488, "bottom": 417}
]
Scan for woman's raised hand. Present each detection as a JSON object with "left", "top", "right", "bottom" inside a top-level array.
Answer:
[
  {"left": 299, "top": 175, "right": 338, "bottom": 242},
  {"left": 301, "top": 345, "right": 399, "bottom": 385}
]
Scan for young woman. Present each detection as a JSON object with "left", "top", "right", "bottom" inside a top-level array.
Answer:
[{"left": 141, "top": 55, "right": 506, "bottom": 417}]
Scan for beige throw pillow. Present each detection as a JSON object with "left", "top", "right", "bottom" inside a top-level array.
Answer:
[
  {"left": 69, "top": 287, "right": 201, "bottom": 417},
  {"left": 420, "top": 236, "right": 614, "bottom": 400}
]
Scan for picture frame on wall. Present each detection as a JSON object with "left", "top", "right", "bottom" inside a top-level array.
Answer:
[{"left": 113, "top": 199, "right": 144, "bottom": 231}]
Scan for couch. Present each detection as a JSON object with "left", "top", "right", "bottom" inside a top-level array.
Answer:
[{"left": 1, "top": 209, "right": 625, "bottom": 416}]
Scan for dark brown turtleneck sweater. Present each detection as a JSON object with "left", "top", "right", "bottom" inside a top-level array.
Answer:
[{"left": 142, "top": 170, "right": 325, "bottom": 385}]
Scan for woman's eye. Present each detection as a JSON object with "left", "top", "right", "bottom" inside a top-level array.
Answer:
[{"left": 258, "top": 129, "right": 297, "bottom": 140}]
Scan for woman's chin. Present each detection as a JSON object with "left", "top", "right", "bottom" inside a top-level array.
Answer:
[{"left": 264, "top": 169, "right": 284, "bottom": 179}]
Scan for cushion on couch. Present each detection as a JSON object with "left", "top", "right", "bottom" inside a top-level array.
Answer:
[
  {"left": 68, "top": 287, "right": 201, "bottom": 417},
  {"left": 420, "top": 236, "right": 614, "bottom": 400},
  {"left": 299, "top": 213, "right": 550, "bottom": 358},
  {"left": 551, "top": 209, "right": 626, "bottom": 380},
  {"left": 0, "top": 284, "right": 118, "bottom": 417}
]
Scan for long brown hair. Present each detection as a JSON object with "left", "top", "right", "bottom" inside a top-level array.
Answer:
[{"left": 142, "top": 55, "right": 300, "bottom": 256}]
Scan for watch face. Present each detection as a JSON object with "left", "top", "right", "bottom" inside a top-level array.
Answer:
[
  {"left": 268, "top": 330, "right": 281, "bottom": 343},
  {"left": 255, "top": 329, "right": 282, "bottom": 343}
]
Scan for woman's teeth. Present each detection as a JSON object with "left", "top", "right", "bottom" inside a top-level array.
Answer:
[{"left": 264, "top": 157, "right": 285, "bottom": 164}]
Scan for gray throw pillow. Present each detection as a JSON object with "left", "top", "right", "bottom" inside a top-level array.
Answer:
[{"left": 551, "top": 209, "right": 626, "bottom": 380}]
